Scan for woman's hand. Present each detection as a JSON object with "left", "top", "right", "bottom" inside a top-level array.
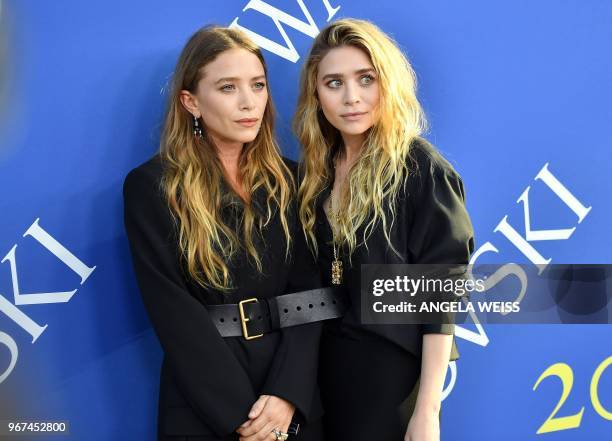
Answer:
[
  {"left": 404, "top": 406, "right": 440, "bottom": 441},
  {"left": 237, "top": 394, "right": 295, "bottom": 440},
  {"left": 405, "top": 333, "right": 451, "bottom": 441}
]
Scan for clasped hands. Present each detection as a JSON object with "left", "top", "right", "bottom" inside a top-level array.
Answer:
[{"left": 236, "top": 394, "right": 295, "bottom": 441}]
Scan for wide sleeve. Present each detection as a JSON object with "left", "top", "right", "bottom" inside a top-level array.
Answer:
[
  {"left": 406, "top": 153, "right": 475, "bottom": 334},
  {"left": 123, "top": 165, "right": 257, "bottom": 436},
  {"left": 260, "top": 163, "right": 323, "bottom": 421}
]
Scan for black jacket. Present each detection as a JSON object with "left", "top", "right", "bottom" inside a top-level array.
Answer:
[
  {"left": 123, "top": 156, "right": 322, "bottom": 439},
  {"left": 315, "top": 137, "right": 475, "bottom": 361}
]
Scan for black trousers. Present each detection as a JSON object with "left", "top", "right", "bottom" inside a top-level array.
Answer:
[{"left": 319, "top": 325, "right": 422, "bottom": 441}]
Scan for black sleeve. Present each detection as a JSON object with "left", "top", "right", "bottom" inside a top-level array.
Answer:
[
  {"left": 123, "top": 165, "right": 257, "bottom": 436},
  {"left": 260, "top": 160, "right": 323, "bottom": 421},
  {"left": 406, "top": 152, "right": 475, "bottom": 334}
]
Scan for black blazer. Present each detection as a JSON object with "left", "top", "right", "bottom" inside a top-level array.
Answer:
[
  {"left": 315, "top": 137, "right": 475, "bottom": 361},
  {"left": 123, "top": 156, "right": 323, "bottom": 439}
]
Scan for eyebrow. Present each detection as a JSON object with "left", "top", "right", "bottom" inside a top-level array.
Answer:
[
  {"left": 214, "top": 75, "right": 266, "bottom": 84},
  {"left": 320, "top": 68, "right": 376, "bottom": 81}
]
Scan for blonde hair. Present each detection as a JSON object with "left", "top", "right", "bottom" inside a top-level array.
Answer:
[
  {"left": 295, "top": 18, "right": 427, "bottom": 257},
  {"left": 161, "top": 26, "right": 293, "bottom": 291}
]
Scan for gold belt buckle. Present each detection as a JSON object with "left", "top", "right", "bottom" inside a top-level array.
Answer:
[{"left": 238, "top": 298, "right": 263, "bottom": 340}]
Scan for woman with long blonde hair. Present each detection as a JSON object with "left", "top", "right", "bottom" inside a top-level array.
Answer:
[
  {"left": 295, "top": 19, "right": 474, "bottom": 440},
  {"left": 124, "top": 26, "right": 342, "bottom": 441}
]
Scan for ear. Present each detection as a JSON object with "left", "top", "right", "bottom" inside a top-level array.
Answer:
[{"left": 179, "top": 90, "right": 201, "bottom": 118}]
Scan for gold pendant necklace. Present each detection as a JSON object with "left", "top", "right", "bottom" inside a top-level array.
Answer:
[
  {"left": 330, "top": 189, "right": 343, "bottom": 285},
  {"left": 331, "top": 244, "right": 343, "bottom": 285},
  {"left": 332, "top": 248, "right": 342, "bottom": 285}
]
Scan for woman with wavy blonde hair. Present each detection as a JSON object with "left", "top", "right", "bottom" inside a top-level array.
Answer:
[
  {"left": 295, "top": 19, "right": 474, "bottom": 440},
  {"left": 124, "top": 25, "right": 342, "bottom": 441}
]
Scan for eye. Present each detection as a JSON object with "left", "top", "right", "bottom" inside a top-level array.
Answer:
[
  {"left": 326, "top": 79, "right": 342, "bottom": 89},
  {"left": 253, "top": 81, "right": 266, "bottom": 90},
  {"left": 360, "top": 74, "right": 375, "bottom": 86},
  {"left": 220, "top": 84, "right": 235, "bottom": 92}
]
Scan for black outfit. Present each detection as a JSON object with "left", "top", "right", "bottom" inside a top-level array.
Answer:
[
  {"left": 315, "top": 138, "right": 475, "bottom": 440},
  {"left": 123, "top": 156, "right": 324, "bottom": 441}
]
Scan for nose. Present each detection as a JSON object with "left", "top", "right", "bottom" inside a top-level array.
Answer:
[
  {"left": 343, "top": 82, "right": 360, "bottom": 106},
  {"left": 239, "top": 89, "right": 256, "bottom": 111}
]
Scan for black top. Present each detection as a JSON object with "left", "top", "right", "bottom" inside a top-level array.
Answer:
[
  {"left": 315, "top": 137, "right": 475, "bottom": 361},
  {"left": 123, "top": 156, "right": 322, "bottom": 438}
]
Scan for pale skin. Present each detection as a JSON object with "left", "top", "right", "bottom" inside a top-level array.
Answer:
[
  {"left": 179, "top": 47, "right": 295, "bottom": 441},
  {"left": 317, "top": 45, "right": 453, "bottom": 441},
  {"left": 180, "top": 48, "right": 263, "bottom": 203}
]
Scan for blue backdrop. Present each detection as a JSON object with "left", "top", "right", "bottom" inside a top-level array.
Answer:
[{"left": 0, "top": 1, "right": 610, "bottom": 440}]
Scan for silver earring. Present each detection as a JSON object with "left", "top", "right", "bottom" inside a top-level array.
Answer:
[{"left": 193, "top": 115, "right": 203, "bottom": 138}]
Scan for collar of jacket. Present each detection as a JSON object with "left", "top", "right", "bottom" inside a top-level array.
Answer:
[{"left": 219, "top": 178, "right": 268, "bottom": 219}]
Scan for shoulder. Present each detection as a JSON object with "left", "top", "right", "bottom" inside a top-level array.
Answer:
[
  {"left": 123, "top": 154, "right": 167, "bottom": 206},
  {"left": 124, "top": 155, "right": 164, "bottom": 186},
  {"left": 406, "top": 137, "right": 459, "bottom": 179},
  {"left": 403, "top": 137, "right": 467, "bottom": 203}
]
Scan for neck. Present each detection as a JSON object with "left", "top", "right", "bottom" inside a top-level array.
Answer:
[
  {"left": 339, "top": 132, "right": 364, "bottom": 166},
  {"left": 211, "top": 135, "right": 248, "bottom": 202},
  {"left": 215, "top": 141, "right": 243, "bottom": 172}
]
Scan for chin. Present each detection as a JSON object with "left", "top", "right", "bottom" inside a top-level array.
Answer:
[
  {"left": 339, "top": 124, "right": 370, "bottom": 136},
  {"left": 236, "top": 129, "right": 261, "bottom": 144},
  {"left": 235, "top": 136, "right": 257, "bottom": 144}
]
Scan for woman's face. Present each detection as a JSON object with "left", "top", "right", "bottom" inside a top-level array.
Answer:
[
  {"left": 316, "top": 45, "right": 380, "bottom": 141},
  {"left": 182, "top": 48, "right": 268, "bottom": 147}
]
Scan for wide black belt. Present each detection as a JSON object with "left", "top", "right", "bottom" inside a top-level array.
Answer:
[{"left": 208, "top": 287, "right": 347, "bottom": 340}]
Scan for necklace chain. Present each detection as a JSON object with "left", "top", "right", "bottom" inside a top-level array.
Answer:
[{"left": 329, "top": 164, "right": 343, "bottom": 285}]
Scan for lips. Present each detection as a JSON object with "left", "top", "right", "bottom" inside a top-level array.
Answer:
[
  {"left": 340, "top": 111, "right": 367, "bottom": 121},
  {"left": 236, "top": 118, "right": 259, "bottom": 127}
]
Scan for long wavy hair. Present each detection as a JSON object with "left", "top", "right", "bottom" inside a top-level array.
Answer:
[
  {"left": 295, "top": 18, "right": 427, "bottom": 257},
  {"left": 160, "top": 26, "right": 293, "bottom": 291}
]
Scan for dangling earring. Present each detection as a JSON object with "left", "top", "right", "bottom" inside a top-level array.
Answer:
[{"left": 193, "top": 115, "right": 203, "bottom": 138}]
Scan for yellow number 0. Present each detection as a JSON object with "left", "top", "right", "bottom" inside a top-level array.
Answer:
[
  {"left": 532, "top": 362, "right": 585, "bottom": 434},
  {"left": 590, "top": 356, "right": 612, "bottom": 420}
]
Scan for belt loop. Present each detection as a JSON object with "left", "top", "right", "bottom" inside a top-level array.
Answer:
[{"left": 266, "top": 297, "right": 281, "bottom": 329}]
